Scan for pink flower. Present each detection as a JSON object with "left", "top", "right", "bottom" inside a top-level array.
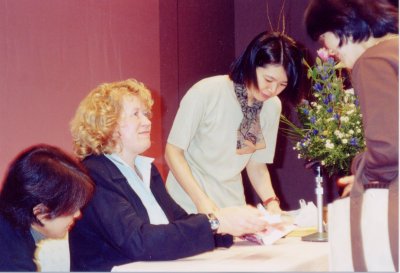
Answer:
[{"left": 317, "top": 48, "right": 330, "bottom": 61}]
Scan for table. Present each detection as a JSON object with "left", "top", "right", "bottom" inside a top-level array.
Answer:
[{"left": 112, "top": 236, "right": 328, "bottom": 272}]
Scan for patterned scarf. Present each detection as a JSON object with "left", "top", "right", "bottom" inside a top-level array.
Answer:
[{"left": 234, "top": 83, "right": 266, "bottom": 155}]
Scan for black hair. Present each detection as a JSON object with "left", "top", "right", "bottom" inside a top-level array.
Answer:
[
  {"left": 229, "top": 31, "right": 304, "bottom": 104},
  {"left": 305, "top": 0, "right": 398, "bottom": 46},
  {"left": 0, "top": 144, "right": 94, "bottom": 229}
]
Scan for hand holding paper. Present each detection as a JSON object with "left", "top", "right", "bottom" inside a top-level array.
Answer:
[{"left": 241, "top": 204, "right": 296, "bottom": 245}]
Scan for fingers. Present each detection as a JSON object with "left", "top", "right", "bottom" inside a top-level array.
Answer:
[
  {"left": 337, "top": 175, "right": 354, "bottom": 197},
  {"left": 337, "top": 175, "right": 354, "bottom": 186},
  {"left": 216, "top": 205, "right": 270, "bottom": 236},
  {"left": 341, "top": 184, "right": 352, "bottom": 197}
]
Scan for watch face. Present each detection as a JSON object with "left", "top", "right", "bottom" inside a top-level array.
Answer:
[{"left": 208, "top": 213, "right": 220, "bottom": 232}]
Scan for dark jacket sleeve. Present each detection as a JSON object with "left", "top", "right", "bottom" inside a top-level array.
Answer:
[
  {"left": 351, "top": 41, "right": 398, "bottom": 184},
  {"left": 69, "top": 155, "right": 232, "bottom": 272},
  {"left": 0, "top": 215, "right": 37, "bottom": 271}
]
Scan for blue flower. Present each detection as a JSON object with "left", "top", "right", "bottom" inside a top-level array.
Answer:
[
  {"left": 327, "top": 107, "right": 333, "bottom": 113},
  {"left": 327, "top": 57, "right": 335, "bottom": 65},
  {"left": 334, "top": 113, "right": 340, "bottom": 120},
  {"left": 313, "top": 82, "right": 323, "bottom": 92},
  {"left": 321, "top": 73, "right": 329, "bottom": 80},
  {"left": 302, "top": 108, "right": 309, "bottom": 115},
  {"left": 312, "top": 129, "right": 319, "bottom": 135},
  {"left": 323, "top": 97, "right": 329, "bottom": 105},
  {"left": 310, "top": 116, "right": 316, "bottom": 124},
  {"left": 328, "top": 93, "right": 335, "bottom": 102},
  {"left": 355, "top": 99, "right": 359, "bottom": 106},
  {"left": 350, "top": 138, "right": 358, "bottom": 146}
]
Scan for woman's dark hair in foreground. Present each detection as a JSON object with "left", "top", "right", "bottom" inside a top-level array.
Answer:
[
  {"left": 305, "top": 0, "right": 398, "bottom": 46},
  {"left": 0, "top": 144, "right": 94, "bottom": 229},
  {"left": 229, "top": 31, "right": 304, "bottom": 104}
]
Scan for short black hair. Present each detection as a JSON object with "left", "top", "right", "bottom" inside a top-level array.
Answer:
[
  {"left": 0, "top": 144, "right": 94, "bottom": 229},
  {"left": 305, "top": 0, "right": 398, "bottom": 46},
  {"left": 229, "top": 31, "right": 304, "bottom": 104}
]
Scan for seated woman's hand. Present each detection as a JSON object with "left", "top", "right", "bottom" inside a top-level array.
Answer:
[{"left": 214, "top": 205, "right": 269, "bottom": 236}]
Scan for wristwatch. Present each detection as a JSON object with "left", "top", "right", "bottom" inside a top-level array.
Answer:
[{"left": 207, "top": 213, "right": 220, "bottom": 233}]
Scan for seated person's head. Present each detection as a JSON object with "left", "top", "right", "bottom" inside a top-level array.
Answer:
[
  {"left": 70, "top": 79, "right": 153, "bottom": 159},
  {"left": 0, "top": 144, "right": 94, "bottom": 238}
]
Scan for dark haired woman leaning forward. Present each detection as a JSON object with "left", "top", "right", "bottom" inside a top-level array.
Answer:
[
  {"left": 165, "top": 31, "right": 305, "bottom": 215},
  {"left": 0, "top": 144, "right": 94, "bottom": 271}
]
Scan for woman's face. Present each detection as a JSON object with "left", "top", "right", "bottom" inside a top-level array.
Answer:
[
  {"left": 117, "top": 95, "right": 152, "bottom": 156},
  {"left": 250, "top": 64, "right": 288, "bottom": 102},
  {"left": 320, "top": 32, "right": 365, "bottom": 69},
  {"left": 33, "top": 210, "right": 81, "bottom": 239}
]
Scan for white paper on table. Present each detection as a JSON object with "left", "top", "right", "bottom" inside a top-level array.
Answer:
[{"left": 284, "top": 199, "right": 318, "bottom": 228}]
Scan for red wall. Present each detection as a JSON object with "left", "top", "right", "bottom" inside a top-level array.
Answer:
[{"left": 0, "top": 0, "right": 162, "bottom": 186}]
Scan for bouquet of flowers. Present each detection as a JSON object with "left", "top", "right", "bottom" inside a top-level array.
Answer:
[{"left": 281, "top": 48, "right": 366, "bottom": 177}]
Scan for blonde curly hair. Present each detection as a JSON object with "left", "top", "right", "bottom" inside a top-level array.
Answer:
[{"left": 70, "top": 79, "right": 154, "bottom": 159}]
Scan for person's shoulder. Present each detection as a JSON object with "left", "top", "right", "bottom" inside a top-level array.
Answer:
[
  {"left": 354, "top": 37, "right": 399, "bottom": 75},
  {"left": 0, "top": 213, "right": 15, "bottom": 234},
  {"left": 183, "top": 75, "right": 232, "bottom": 102},
  {"left": 0, "top": 213, "right": 33, "bottom": 250},
  {"left": 191, "top": 75, "right": 231, "bottom": 90},
  {"left": 82, "top": 154, "right": 107, "bottom": 169},
  {"left": 359, "top": 37, "right": 398, "bottom": 62},
  {"left": 82, "top": 154, "right": 120, "bottom": 182}
]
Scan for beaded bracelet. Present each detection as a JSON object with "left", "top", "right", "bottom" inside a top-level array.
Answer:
[{"left": 262, "top": 196, "right": 280, "bottom": 207}]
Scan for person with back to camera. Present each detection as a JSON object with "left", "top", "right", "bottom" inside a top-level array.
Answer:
[
  {"left": 305, "top": 0, "right": 398, "bottom": 271},
  {"left": 165, "top": 31, "right": 304, "bottom": 215},
  {"left": 68, "top": 79, "right": 271, "bottom": 272},
  {"left": 0, "top": 144, "right": 94, "bottom": 271}
]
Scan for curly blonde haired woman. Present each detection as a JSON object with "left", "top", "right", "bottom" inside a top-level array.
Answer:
[{"left": 69, "top": 79, "right": 270, "bottom": 271}]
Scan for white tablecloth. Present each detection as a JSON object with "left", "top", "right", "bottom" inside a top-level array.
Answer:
[{"left": 112, "top": 236, "right": 328, "bottom": 272}]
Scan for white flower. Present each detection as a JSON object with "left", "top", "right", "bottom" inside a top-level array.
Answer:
[
  {"left": 340, "top": 116, "right": 349, "bottom": 123},
  {"left": 334, "top": 130, "right": 343, "bottom": 138},
  {"left": 345, "top": 88, "right": 354, "bottom": 94},
  {"left": 325, "top": 140, "right": 335, "bottom": 149},
  {"left": 342, "top": 139, "right": 348, "bottom": 144},
  {"left": 348, "top": 129, "right": 354, "bottom": 135}
]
